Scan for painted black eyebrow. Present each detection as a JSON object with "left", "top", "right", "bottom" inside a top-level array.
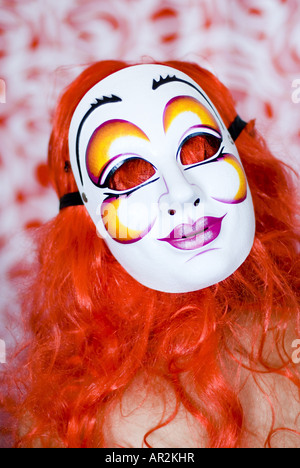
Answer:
[
  {"left": 76, "top": 94, "right": 122, "bottom": 186},
  {"left": 152, "top": 75, "right": 225, "bottom": 131}
]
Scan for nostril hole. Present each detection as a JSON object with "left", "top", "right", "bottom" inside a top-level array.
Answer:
[
  {"left": 194, "top": 198, "right": 200, "bottom": 207},
  {"left": 168, "top": 209, "right": 176, "bottom": 216}
]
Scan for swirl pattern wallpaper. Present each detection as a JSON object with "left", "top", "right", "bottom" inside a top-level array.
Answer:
[{"left": 0, "top": 2, "right": 299, "bottom": 438}]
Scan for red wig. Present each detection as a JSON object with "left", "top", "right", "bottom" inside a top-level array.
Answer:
[{"left": 2, "top": 60, "right": 300, "bottom": 448}]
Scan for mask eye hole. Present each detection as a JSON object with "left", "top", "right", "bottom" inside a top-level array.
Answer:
[
  {"left": 107, "top": 157, "right": 156, "bottom": 191},
  {"left": 180, "top": 133, "right": 222, "bottom": 166}
]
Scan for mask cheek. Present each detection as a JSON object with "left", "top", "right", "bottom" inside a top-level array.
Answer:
[
  {"left": 203, "top": 154, "right": 248, "bottom": 204},
  {"left": 101, "top": 195, "right": 157, "bottom": 244}
]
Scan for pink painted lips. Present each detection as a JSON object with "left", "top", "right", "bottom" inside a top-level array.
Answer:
[{"left": 159, "top": 215, "right": 226, "bottom": 250}]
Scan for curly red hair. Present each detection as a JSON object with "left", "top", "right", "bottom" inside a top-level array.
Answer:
[{"left": 2, "top": 60, "right": 300, "bottom": 448}]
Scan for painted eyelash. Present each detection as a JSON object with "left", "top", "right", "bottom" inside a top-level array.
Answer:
[
  {"left": 90, "top": 95, "right": 122, "bottom": 110},
  {"left": 152, "top": 75, "right": 179, "bottom": 90},
  {"left": 152, "top": 75, "right": 225, "bottom": 131},
  {"left": 76, "top": 95, "right": 122, "bottom": 186}
]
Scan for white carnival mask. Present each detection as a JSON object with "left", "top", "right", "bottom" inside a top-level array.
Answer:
[{"left": 68, "top": 64, "right": 256, "bottom": 293}]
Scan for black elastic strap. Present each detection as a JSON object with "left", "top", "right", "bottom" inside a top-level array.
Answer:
[
  {"left": 228, "top": 115, "right": 248, "bottom": 141},
  {"left": 59, "top": 192, "right": 84, "bottom": 210}
]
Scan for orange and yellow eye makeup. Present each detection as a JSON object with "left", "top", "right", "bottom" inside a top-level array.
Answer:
[
  {"left": 86, "top": 120, "right": 149, "bottom": 185},
  {"left": 101, "top": 196, "right": 156, "bottom": 244},
  {"left": 163, "top": 96, "right": 220, "bottom": 134},
  {"left": 214, "top": 154, "right": 248, "bottom": 204}
]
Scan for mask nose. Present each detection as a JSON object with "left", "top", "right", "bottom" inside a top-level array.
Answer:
[{"left": 158, "top": 167, "right": 201, "bottom": 216}]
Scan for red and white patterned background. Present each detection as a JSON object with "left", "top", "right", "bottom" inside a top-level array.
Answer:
[{"left": 0, "top": 0, "right": 299, "bottom": 357}]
